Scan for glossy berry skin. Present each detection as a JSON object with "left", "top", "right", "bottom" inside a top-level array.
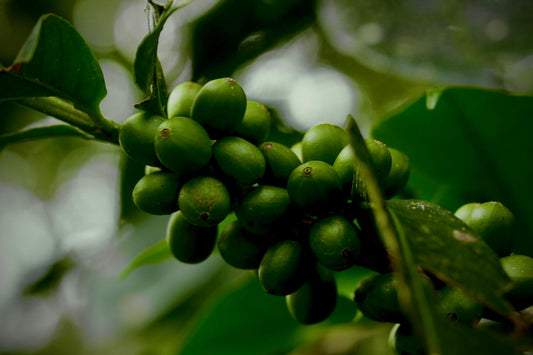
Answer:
[
  {"left": 178, "top": 176, "right": 231, "bottom": 227},
  {"left": 389, "top": 324, "right": 427, "bottom": 355},
  {"left": 354, "top": 273, "right": 406, "bottom": 323},
  {"left": 333, "top": 139, "right": 392, "bottom": 197},
  {"left": 217, "top": 221, "right": 267, "bottom": 270},
  {"left": 258, "top": 239, "right": 308, "bottom": 296},
  {"left": 455, "top": 201, "right": 516, "bottom": 257},
  {"left": 119, "top": 112, "right": 165, "bottom": 166},
  {"left": 437, "top": 286, "right": 483, "bottom": 325},
  {"left": 287, "top": 161, "right": 343, "bottom": 215},
  {"left": 286, "top": 264, "right": 337, "bottom": 324},
  {"left": 190, "top": 77, "right": 247, "bottom": 138},
  {"left": 132, "top": 171, "right": 182, "bottom": 215},
  {"left": 212, "top": 136, "right": 266, "bottom": 185},
  {"left": 259, "top": 141, "right": 301, "bottom": 187},
  {"left": 290, "top": 141, "right": 303, "bottom": 162},
  {"left": 385, "top": 147, "right": 410, "bottom": 198},
  {"left": 234, "top": 101, "right": 271, "bottom": 145},
  {"left": 154, "top": 116, "right": 212, "bottom": 174},
  {"left": 309, "top": 215, "right": 360, "bottom": 271},
  {"left": 166, "top": 211, "right": 217, "bottom": 264},
  {"left": 301, "top": 123, "right": 348, "bottom": 165},
  {"left": 235, "top": 185, "right": 291, "bottom": 236},
  {"left": 167, "top": 81, "right": 202, "bottom": 118},
  {"left": 500, "top": 254, "right": 533, "bottom": 310},
  {"left": 333, "top": 144, "right": 358, "bottom": 191},
  {"left": 365, "top": 138, "right": 392, "bottom": 186}
]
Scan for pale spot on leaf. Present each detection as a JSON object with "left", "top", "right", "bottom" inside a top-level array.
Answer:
[{"left": 453, "top": 230, "right": 478, "bottom": 243}]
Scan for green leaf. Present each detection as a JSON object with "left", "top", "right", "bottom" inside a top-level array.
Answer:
[
  {"left": 0, "top": 14, "right": 106, "bottom": 114},
  {"left": 178, "top": 275, "right": 358, "bottom": 355},
  {"left": 371, "top": 87, "right": 533, "bottom": 255},
  {"left": 134, "top": 1, "right": 194, "bottom": 115},
  {"left": 120, "top": 238, "right": 172, "bottom": 280},
  {"left": 190, "top": 0, "right": 314, "bottom": 80},
  {"left": 0, "top": 125, "right": 94, "bottom": 147},
  {"left": 179, "top": 276, "right": 299, "bottom": 355},
  {"left": 388, "top": 199, "right": 514, "bottom": 317}
]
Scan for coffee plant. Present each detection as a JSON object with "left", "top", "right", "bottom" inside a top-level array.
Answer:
[{"left": 1, "top": 1, "right": 532, "bottom": 354}]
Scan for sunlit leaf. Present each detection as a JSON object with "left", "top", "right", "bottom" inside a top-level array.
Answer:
[{"left": 120, "top": 239, "right": 172, "bottom": 280}]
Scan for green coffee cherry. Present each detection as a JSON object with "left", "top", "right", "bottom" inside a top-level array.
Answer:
[
  {"left": 454, "top": 201, "right": 516, "bottom": 256},
  {"left": 354, "top": 273, "right": 406, "bottom": 323},
  {"left": 235, "top": 185, "right": 291, "bottom": 235},
  {"left": 437, "top": 286, "right": 483, "bottom": 325},
  {"left": 258, "top": 239, "right": 307, "bottom": 296},
  {"left": 290, "top": 141, "right": 303, "bottom": 161},
  {"left": 119, "top": 112, "right": 165, "bottom": 166},
  {"left": 191, "top": 77, "right": 247, "bottom": 137},
  {"left": 234, "top": 101, "right": 271, "bottom": 144},
  {"left": 154, "top": 116, "right": 212, "bottom": 174},
  {"left": 286, "top": 264, "right": 337, "bottom": 324},
  {"left": 287, "top": 161, "right": 342, "bottom": 214},
  {"left": 333, "top": 144, "right": 357, "bottom": 190},
  {"left": 309, "top": 215, "right": 360, "bottom": 271},
  {"left": 217, "top": 221, "right": 267, "bottom": 269},
  {"left": 389, "top": 324, "right": 427, "bottom": 355},
  {"left": 385, "top": 147, "right": 410, "bottom": 198},
  {"left": 259, "top": 141, "right": 301, "bottom": 187},
  {"left": 166, "top": 211, "right": 217, "bottom": 263},
  {"left": 132, "top": 171, "right": 182, "bottom": 215},
  {"left": 212, "top": 136, "right": 266, "bottom": 185},
  {"left": 178, "top": 176, "right": 231, "bottom": 227},
  {"left": 500, "top": 254, "right": 533, "bottom": 310},
  {"left": 167, "top": 81, "right": 202, "bottom": 118},
  {"left": 301, "top": 123, "right": 348, "bottom": 165},
  {"left": 365, "top": 138, "right": 392, "bottom": 185}
]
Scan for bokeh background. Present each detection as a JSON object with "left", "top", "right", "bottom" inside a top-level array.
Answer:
[{"left": 0, "top": 0, "right": 532, "bottom": 354}]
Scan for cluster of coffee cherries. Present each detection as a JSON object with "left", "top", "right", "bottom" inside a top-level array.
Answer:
[
  {"left": 118, "top": 77, "right": 411, "bottom": 325},
  {"left": 118, "top": 78, "right": 532, "bottom": 341}
]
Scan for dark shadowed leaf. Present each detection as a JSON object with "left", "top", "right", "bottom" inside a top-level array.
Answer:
[
  {"left": 179, "top": 276, "right": 299, "bottom": 355},
  {"left": 179, "top": 276, "right": 357, "bottom": 355},
  {"left": 134, "top": 1, "right": 194, "bottom": 116},
  {"left": 0, "top": 14, "right": 106, "bottom": 114},
  {"left": 388, "top": 199, "right": 514, "bottom": 317},
  {"left": 372, "top": 88, "right": 533, "bottom": 255}
]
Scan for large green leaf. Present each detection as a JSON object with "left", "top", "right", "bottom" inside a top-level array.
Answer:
[
  {"left": 388, "top": 199, "right": 514, "bottom": 317},
  {"left": 371, "top": 88, "right": 533, "bottom": 255},
  {"left": 178, "top": 275, "right": 358, "bottom": 355},
  {"left": 0, "top": 14, "right": 106, "bottom": 114},
  {"left": 190, "top": 0, "right": 314, "bottom": 80},
  {"left": 179, "top": 276, "right": 300, "bottom": 355}
]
